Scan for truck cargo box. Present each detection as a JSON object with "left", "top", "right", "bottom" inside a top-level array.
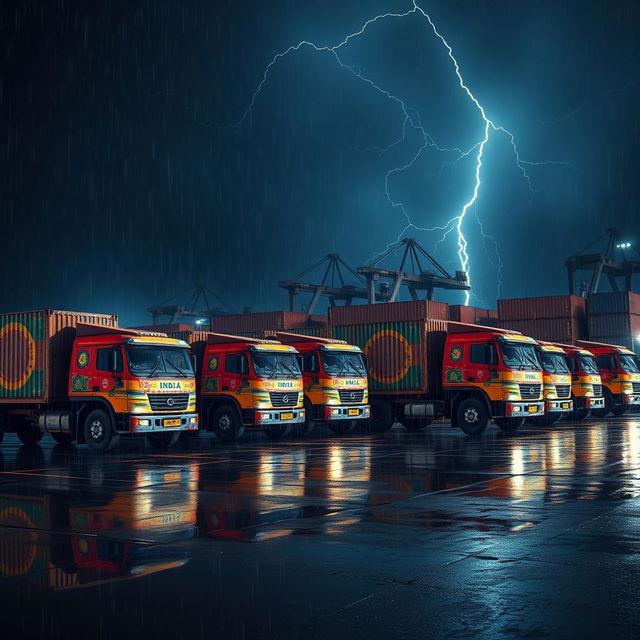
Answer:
[
  {"left": 0, "top": 310, "right": 118, "bottom": 403},
  {"left": 332, "top": 320, "right": 447, "bottom": 395},
  {"left": 329, "top": 300, "right": 449, "bottom": 326}
]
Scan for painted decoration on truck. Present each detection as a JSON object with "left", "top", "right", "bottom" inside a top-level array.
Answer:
[
  {"left": 0, "top": 316, "right": 45, "bottom": 398},
  {"left": 77, "top": 350, "right": 90, "bottom": 369},
  {"left": 445, "top": 368, "right": 463, "bottom": 383},
  {"left": 208, "top": 356, "right": 219, "bottom": 372},
  {"left": 449, "top": 346, "right": 463, "bottom": 362},
  {"left": 363, "top": 329, "right": 413, "bottom": 384},
  {"left": 71, "top": 375, "right": 89, "bottom": 392}
]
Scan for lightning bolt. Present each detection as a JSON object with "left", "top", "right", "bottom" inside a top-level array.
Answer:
[{"left": 235, "top": 1, "right": 569, "bottom": 305}]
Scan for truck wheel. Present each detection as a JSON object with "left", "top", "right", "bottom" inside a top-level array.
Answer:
[
  {"left": 293, "top": 400, "right": 315, "bottom": 438},
  {"left": 591, "top": 390, "right": 612, "bottom": 419},
  {"left": 328, "top": 420, "right": 355, "bottom": 436},
  {"left": 51, "top": 432, "right": 75, "bottom": 445},
  {"left": 456, "top": 398, "right": 489, "bottom": 436},
  {"left": 146, "top": 432, "right": 180, "bottom": 449},
  {"left": 612, "top": 404, "right": 629, "bottom": 417},
  {"left": 16, "top": 425, "right": 44, "bottom": 446},
  {"left": 211, "top": 406, "right": 244, "bottom": 443},
  {"left": 263, "top": 424, "right": 292, "bottom": 440},
  {"left": 495, "top": 417, "right": 525, "bottom": 432},
  {"left": 367, "top": 399, "right": 394, "bottom": 433},
  {"left": 529, "top": 412, "right": 561, "bottom": 427},
  {"left": 83, "top": 409, "right": 119, "bottom": 452}
]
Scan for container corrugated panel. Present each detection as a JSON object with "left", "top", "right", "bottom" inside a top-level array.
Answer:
[
  {"left": 0, "top": 310, "right": 118, "bottom": 403},
  {"left": 499, "top": 317, "right": 584, "bottom": 343},
  {"left": 498, "top": 295, "right": 586, "bottom": 321},
  {"left": 329, "top": 300, "right": 449, "bottom": 327},
  {"left": 449, "top": 305, "right": 498, "bottom": 324},
  {"left": 131, "top": 323, "right": 199, "bottom": 333},
  {"left": 588, "top": 334, "right": 635, "bottom": 351},
  {"left": 588, "top": 313, "right": 640, "bottom": 339},
  {"left": 587, "top": 292, "right": 640, "bottom": 316},
  {"left": 211, "top": 311, "right": 326, "bottom": 334},
  {"left": 332, "top": 320, "right": 447, "bottom": 395}
]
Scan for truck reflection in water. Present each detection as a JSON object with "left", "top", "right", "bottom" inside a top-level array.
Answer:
[{"left": 0, "top": 465, "right": 198, "bottom": 590}]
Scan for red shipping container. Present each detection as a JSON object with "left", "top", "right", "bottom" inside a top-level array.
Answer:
[
  {"left": 498, "top": 295, "right": 586, "bottom": 321},
  {"left": 449, "top": 305, "right": 497, "bottom": 324},
  {"left": 498, "top": 317, "right": 584, "bottom": 343},
  {"left": 588, "top": 313, "right": 640, "bottom": 341},
  {"left": 587, "top": 292, "right": 640, "bottom": 316},
  {"left": 329, "top": 300, "right": 449, "bottom": 327},
  {"left": 211, "top": 311, "right": 327, "bottom": 334},
  {"left": 131, "top": 323, "right": 199, "bottom": 333}
]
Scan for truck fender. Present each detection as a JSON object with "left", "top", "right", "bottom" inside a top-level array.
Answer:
[
  {"left": 71, "top": 398, "right": 117, "bottom": 443},
  {"left": 201, "top": 395, "right": 243, "bottom": 429},
  {"left": 448, "top": 388, "right": 492, "bottom": 427}
]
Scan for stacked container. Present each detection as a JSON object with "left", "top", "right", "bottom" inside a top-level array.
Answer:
[
  {"left": 497, "top": 295, "right": 586, "bottom": 343},
  {"left": 587, "top": 292, "right": 640, "bottom": 350},
  {"left": 449, "top": 305, "right": 497, "bottom": 326},
  {"left": 210, "top": 311, "right": 327, "bottom": 335}
]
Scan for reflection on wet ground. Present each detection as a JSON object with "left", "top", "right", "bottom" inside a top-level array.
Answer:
[{"left": 2, "top": 418, "right": 640, "bottom": 638}]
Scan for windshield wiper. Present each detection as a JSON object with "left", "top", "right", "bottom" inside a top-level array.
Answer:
[
  {"left": 278, "top": 358, "right": 299, "bottom": 378},
  {"left": 148, "top": 356, "right": 163, "bottom": 378},
  {"left": 165, "top": 358, "right": 187, "bottom": 377}
]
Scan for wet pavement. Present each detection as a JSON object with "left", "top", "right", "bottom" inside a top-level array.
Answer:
[{"left": 2, "top": 418, "right": 640, "bottom": 639}]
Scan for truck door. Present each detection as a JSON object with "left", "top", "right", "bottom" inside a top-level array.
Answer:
[
  {"left": 467, "top": 342, "right": 498, "bottom": 385},
  {"left": 222, "top": 353, "right": 249, "bottom": 393},
  {"left": 596, "top": 354, "right": 616, "bottom": 385}
]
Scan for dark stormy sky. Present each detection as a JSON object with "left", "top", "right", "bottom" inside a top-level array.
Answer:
[{"left": 2, "top": 0, "right": 639, "bottom": 325}]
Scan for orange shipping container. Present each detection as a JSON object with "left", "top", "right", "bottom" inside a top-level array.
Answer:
[
  {"left": 498, "top": 295, "right": 586, "bottom": 321},
  {"left": 211, "top": 311, "right": 327, "bottom": 334},
  {"left": 0, "top": 310, "right": 118, "bottom": 403},
  {"left": 329, "top": 300, "right": 449, "bottom": 327},
  {"left": 498, "top": 317, "right": 584, "bottom": 343},
  {"left": 449, "top": 305, "right": 497, "bottom": 324}
]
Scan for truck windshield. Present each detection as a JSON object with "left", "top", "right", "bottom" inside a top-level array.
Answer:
[
  {"left": 126, "top": 346, "right": 194, "bottom": 378},
  {"left": 251, "top": 352, "right": 302, "bottom": 379},
  {"left": 539, "top": 351, "right": 570, "bottom": 374},
  {"left": 321, "top": 351, "right": 367, "bottom": 377},
  {"left": 618, "top": 354, "right": 640, "bottom": 373},
  {"left": 579, "top": 355, "right": 599, "bottom": 374},
  {"left": 500, "top": 343, "right": 541, "bottom": 371}
]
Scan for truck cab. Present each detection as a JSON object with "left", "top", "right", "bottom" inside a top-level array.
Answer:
[
  {"left": 443, "top": 325, "right": 544, "bottom": 435},
  {"left": 196, "top": 333, "right": 305, "bottom": 442},
  {"left": 555, "top": 344, "right": 604, "bottom": 421},
  {"left": 274, "top": 332, "right": 370, "bottom": 436},
  {"left": 68, "top": 324, "right": 198, "bottom": 450},
  {"left": 576, "top": 340, "right": 640, "bottom": 417},
  {"left": 529, "top": 342, "right": 573, "bottom": 425}
]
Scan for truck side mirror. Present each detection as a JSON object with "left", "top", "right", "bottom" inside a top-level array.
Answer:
[
  {"left": 240, "top": 355, "right": 249, "bottom": 376},
  {"left": 362, "top": 354, "right": 370, "bottom": 372},
  {"left": 109, "top": 349, "right": 119, "bottom": 372},
  {"left": 191, "top": 354, "right": 197, "bottom": 372},
  {"left": 487, "top": 345, "right": 498, "bottom": 366}
]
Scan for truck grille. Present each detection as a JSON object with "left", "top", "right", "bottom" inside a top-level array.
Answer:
[
  {"left": 148, "top": 393, "right": 189, "bottom": 411},
  {"left": 592, "top": 384, "right": 602, "bottom": 397},
  {"left": 339, "top": 389, "right": 365, "bottom": 403},
  {"left": 519, "top": 384, "right": 541, "bottom": 400},
  {"left": 633, "top": 383, "right": 640, "bottom": 394},
  {"left": 270, "top": 392, "right": 299, "bottom": 407},
  {"left": 555, "top": 385, "right": 571, "bottom": 399}
]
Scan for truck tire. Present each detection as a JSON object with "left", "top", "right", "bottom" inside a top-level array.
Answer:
[
  {"left": 495, "top": 417, "right": 525, "bottom": 432},
  {"left": 146, "top": 432, "right": 180, "bottom": 448},
  {"left": 456, "top": 398, "right": 489, "bottom": 436},
  {"left": 83, "top": 409, "right": 119, "bottom": 452},
  {"left": 51, "top": 432, "right": 75, "bottom": 445},
  {"left": 16, "top": 425, "right": 44, "bottom": 446},
  {"left": 292, "top": 400, "right": 315, "bottom": 438},
  {"left": 612, "top": 404, "right": 629, "bottom": 417},
  {"left": 591, "top": 390, "right": 612, "bottom": 419},
  {"left": 211, "top": 406, "right": 244, "bottom": 443},
  {"left": 263, "top": 423, "right": 292, "bottom": 440},
  {"left": 367, "top": 399, "right": 394, "bottom": 433}
]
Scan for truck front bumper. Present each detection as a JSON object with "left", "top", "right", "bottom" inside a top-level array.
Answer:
[
  {"left": 585, "top": 396, "right": 605, "bottom": 409},
  {"left": 254, "top": 409, "right": 305, "bottom": 426},
  {"left": 324, "top": 405, "right": 370, "bottom": 422},
  {"left": 621, "top": 394, "right": 640, "bottom": 406},
  {"left": 545, "top": 398, "right": 573, "bottom": 413},
  {"left": 506, "top": 401, "right": 544, "bottom": 417},
  {"left": 129, "top": 413, "right": 198, "bottom": 433}
]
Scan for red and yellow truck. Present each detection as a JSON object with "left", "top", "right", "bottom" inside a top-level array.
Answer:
[
  {"left": 331, "top": 306, "right": 544, "bottom": 435},
  {"left": 576, "top": 340, "right": 640, "bottom": 417},
  {"left": 528, "top": 341, "right": 573, "bottom": 425},
  {"left": 173, "top": 332, "right": 305, "bottom": 442},
  {"left": 0, "top": 310, "right": 198, "bottom": 451},
  {"left": 272, "top": 332, "right": 370, "bottom": 436},
  {"left": 554, "top": 344, "right": 604, "bottom": 421}
]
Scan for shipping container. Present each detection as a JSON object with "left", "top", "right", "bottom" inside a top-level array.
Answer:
[
  {"left": 498, "top": 317, "right": 584, "bottom": 343},
  {"left": 332, "top": 320, "right": 448, "bottom": 395},
  {"left": 498, "top": 295, "right": 586, "bottom": 321},
  {"left": 588, "top": 313, "right": 640, "bottom": 339},
  {"left": 0, "top": 310, "right": 118, "bottom": 403},
  {"left": 329, "top": 300, "right": 449, "bottom": 327},
  {"left": 587, "top": 334, "right": 636, "bottom": 351},
  {"left": 131, "top": 323, "right": 200, "bottom": 333},
  {"left": 449, "top": 305, "right": 497, "bottom": 324},
  {"left": 211, "top": 311, "right": 327, "bottom": 334},
  {"left": 587, "top": 291, "right": 640, "bottom": 316}
]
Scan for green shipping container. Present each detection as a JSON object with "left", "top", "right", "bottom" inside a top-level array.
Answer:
[{"left": 332, "top": 320, "right": 447, "bottom": 395}]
